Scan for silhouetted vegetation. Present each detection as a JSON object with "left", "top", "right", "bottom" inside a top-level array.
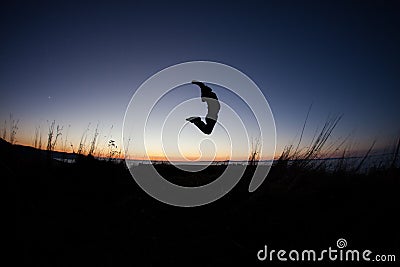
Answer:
[
  {"left": 5, "top": 132, "right": 399, "bottom": 266},
  {"left": 1, "top": 113, "right": 19, "bottom": 144},
  {"left": 248, "top": 136, "right": 261, "bottom": 166},
  {"left": 46, "top": 120, "right": 63, "bottom": 151},
  {"left": 4, "top": 112, "right": 399, "bottom": 266}
]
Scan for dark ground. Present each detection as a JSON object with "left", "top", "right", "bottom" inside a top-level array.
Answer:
[{"left": 4, "top": 138, "right": 399, "bottom": 266}]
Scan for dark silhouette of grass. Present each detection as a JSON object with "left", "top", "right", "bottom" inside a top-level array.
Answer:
[
  {"left": 1, "top": 113, "right": 19, "bottom": 144},
  {"left": 4, "top": 134, "right": 399, "bottom": 266}
]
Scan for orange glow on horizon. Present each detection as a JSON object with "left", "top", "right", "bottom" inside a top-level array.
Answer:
[{"left": 10, "top": 138, "right": 277, "bottom": 161}]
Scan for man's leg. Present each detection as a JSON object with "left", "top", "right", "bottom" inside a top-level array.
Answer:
[{"left": 192, "top": 117, "right": 216, "bottom": 135}]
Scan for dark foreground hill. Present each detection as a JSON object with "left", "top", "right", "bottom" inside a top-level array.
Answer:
[{"left": 4, "top": 139, "right": 399, "bottom": 266}]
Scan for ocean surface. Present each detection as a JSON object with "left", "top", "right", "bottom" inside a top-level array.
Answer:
[{"left": 53, "top": 152, "right": 396, "bottom": 173}]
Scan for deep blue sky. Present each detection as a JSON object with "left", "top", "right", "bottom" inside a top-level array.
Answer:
[{"left": 1, "top": 0, "right": 399, "bottom": 156}]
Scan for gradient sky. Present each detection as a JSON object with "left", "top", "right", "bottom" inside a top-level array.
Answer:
[{"left": 1, "top": 0, "right": 399, "bottom": 159}]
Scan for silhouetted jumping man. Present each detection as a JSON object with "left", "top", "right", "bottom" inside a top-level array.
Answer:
[{"left": 186, "top": 80, "right": 220, "bottom": 135}]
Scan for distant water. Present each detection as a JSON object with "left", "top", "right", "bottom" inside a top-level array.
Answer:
[
  {"left": 124, "top": 159, "right": 274, "bottom": 168},
  {"left": 53, "top": 152, "right": 395, "bottom": 173},
  {"left": 125, "top": 153, "right": 395, "bottom": 172}
]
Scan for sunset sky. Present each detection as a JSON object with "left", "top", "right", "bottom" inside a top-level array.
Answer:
[{"left": 1, "top": 0, "right": 399, "bottom": 160}]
